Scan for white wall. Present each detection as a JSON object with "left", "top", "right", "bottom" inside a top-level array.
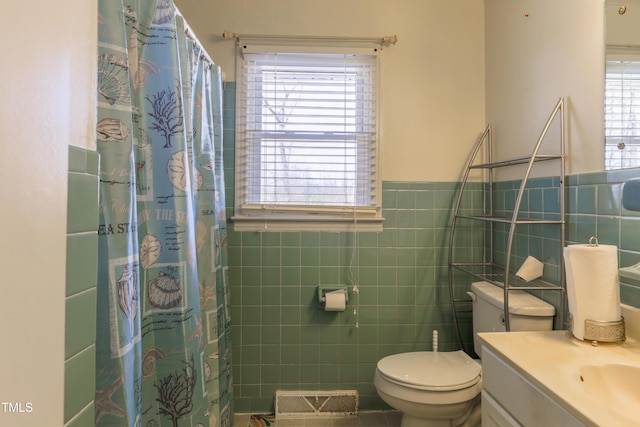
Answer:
[
  {"left": 485, "top": 0, "right": 606, "bottom": 178},
  {"left": 178, "top": 0, "right": 609, "bottom": 180},
  {"left": 175, "top": 0, "right": 486, "bottom": 182},
  {"left": 606, "top": 0, "right": 640, "bottom": 47},
  {"left": 0, "top": 1, "right": 96, "bottom": 425}
]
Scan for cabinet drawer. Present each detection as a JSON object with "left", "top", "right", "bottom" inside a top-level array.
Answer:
[
  {"left": 482, "top": 391, "right": 521, "bottom": 427},
  {"left": 482, "top": 347, "right": 584, "bottom": 426}
]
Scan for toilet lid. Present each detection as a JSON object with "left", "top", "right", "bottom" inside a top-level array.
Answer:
[{"left": 377, "top": 351, "right": 481, "bottom": 391}]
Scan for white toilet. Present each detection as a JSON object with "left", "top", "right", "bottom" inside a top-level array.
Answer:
[{"left": 374, "top": 281, "right": 556, "bottom": 427}]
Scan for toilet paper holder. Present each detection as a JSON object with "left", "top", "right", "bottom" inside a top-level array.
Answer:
[{"left": 318, "top": 285, "right": 349, "bottom": 304}]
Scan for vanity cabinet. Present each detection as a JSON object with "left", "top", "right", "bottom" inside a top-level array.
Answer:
[{"left": 481, "top": 346, "right": 585, "bottom": 427}]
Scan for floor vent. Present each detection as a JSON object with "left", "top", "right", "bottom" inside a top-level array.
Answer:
[{"left": 275, "top": 390, "right": 358, "bottom": 418}]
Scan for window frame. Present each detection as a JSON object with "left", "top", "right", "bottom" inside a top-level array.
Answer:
[{"left": 232, "top": 43, "right": 383, "bottom": 232}]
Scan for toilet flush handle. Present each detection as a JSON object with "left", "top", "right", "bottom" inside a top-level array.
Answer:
[{"left": 466, "top": 292, "right": 477, "bottom": 302}]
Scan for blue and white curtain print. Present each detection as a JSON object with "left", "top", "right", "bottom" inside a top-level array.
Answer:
[{"left": 96, "top": 1, "right": 233, "bottom": 425}]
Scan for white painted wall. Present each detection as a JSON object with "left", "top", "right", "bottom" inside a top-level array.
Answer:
[
  {"left": 175, "top": 0, "right": 487, "bottom": 182},
  {"left": 606, "top": 0, "right": 640, "bottom": 47},
  {"left": 485, "top": 0, "right": 606, "bottom": 178},
  {"left": 178, "top": 0, "right": 609, "bottom": 181},
  {"left": 0, "top": 1, "right": 96, "bottom": 425}
]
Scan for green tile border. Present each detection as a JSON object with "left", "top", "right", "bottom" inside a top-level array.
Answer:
[
  {"left": 220, "top": 93, "right": 640, "bottom": 411},
  {"left": 64, "top": 345, "right": 96, "bottom": 423}
]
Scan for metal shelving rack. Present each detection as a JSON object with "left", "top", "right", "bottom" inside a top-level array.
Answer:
[{"left": 448, "top": 97, "right": 566, "bottom": 346}]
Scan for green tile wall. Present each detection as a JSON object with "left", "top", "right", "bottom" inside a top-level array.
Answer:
[
  {"left": 224, "top": 81, "right": 640, "bottom": 413},
  {"left": 226, "top": 184, "right": 483, "bottom": 412},
  {"left": 490, "top": 170, "right": 640, "bottom": 327},
  {"left": 65, "top": 146, "right": 99, "bottom": 426},
  {"left": 565, "top": 169, "right": 640, "bottom": 308},
  {"left": 490, "top": 176, "right": 565, "bottom": 326},
  {"left": 223, "top": 82, "right": 483, "bottom": 412}
]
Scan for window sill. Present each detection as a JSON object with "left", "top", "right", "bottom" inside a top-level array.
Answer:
[{"left": 231, "top": 215, "right": 384, "bottom": 233}]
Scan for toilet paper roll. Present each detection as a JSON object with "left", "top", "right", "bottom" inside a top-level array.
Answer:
[
  {"left": 563, "top": 243, "right": 621, "bottom": 340},
  {"left": 516, "top": 256, "right": 544, "bottom": 282},
  {"left": 324, "top": 290, "right": 347, "bottom": 311}
]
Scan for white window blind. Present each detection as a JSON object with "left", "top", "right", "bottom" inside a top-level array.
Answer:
[
  {"left": 605, "top": 60, "right": 640, "bottom": 170},
  {"left": 234, "top": 44, "right": 382, "bottom": 231}
]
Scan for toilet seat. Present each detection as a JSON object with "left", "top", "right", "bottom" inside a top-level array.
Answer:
[{"left": 376, "top": 350, "right": 481, "bottom": 391}]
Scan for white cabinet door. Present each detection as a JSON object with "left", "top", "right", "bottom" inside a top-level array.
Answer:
[
  {"left": 482, "top": 391, "right": 521, "bottom": 427},
  {"left": 482, "top": 347, "right": 585, "bottom": 427}
]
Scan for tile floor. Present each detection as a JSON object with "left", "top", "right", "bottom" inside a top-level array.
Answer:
[{"left": 234, "top": 411, "right": 402, "bottom": 427}]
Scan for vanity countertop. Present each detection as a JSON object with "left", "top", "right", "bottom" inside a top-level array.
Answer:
[{"left": 478, "top": 329, "right": 640, "bottom": 426}]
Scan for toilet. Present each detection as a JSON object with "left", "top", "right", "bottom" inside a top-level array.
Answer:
[{"left": 374, "top": 281, "right": 556, "bottom": 427}]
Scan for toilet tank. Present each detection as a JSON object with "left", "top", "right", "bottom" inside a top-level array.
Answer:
[{"left": 469, "top": 281, "right": 556, "bottom": 356}]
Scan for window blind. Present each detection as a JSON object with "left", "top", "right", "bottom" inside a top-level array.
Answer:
[
  {"left": 605, "top": 60, "right": 640, "bottom": 170},
  {"left": 234, "top": 45, "right": 382, "bottom": 229}
]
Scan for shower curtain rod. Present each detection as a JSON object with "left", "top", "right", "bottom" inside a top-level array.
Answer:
[
  {"left": 222, "top": 30, "right": 398, "bottom": 47},
  {"left": 175, "top": 6, "right": 215, "bottom": 66}
]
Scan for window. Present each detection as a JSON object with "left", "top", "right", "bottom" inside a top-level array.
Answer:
[
  {"left": 605, "top": 60, "right": 640, "bottom": 170},
  {"left": 233, "top": 44, "right": 382, "bottom": 231}
]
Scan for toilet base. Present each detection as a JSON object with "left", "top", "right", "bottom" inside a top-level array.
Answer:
[
  {"left": 400, "top": 414, "right": 450, "bottom": 427},
  {"left": 398, "top": 395, "right": 481, "bottom": 427}
]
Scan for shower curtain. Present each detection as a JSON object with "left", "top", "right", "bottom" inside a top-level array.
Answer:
[{"left": 96, "top": 1, "right": 233, "bottom": 426}]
